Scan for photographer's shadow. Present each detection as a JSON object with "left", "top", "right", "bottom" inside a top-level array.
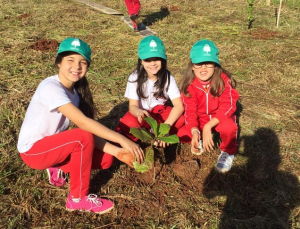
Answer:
[{"left": 203, "top": 128, "right": 300, "bottom": 228}]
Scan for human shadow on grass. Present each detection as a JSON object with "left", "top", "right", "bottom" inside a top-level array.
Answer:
[
  {"left": 203, "top": 128, "right": 300, "bottom": 228},
  {"left": 89, "top": 101, "right": 129, "bottom": 191},
  {"left": 97, "top": 101, "right": 129, "bottom": 131},
  {"left": 140, "top": 7, "right": 170, "bottom": 27}
]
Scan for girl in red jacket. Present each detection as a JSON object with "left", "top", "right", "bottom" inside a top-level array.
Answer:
[{"left": 177, "top": 39, "right": 239, "bottom": 173}]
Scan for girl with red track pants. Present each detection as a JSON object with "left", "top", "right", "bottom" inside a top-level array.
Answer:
[
  {"left": 124, "top": 0, "right": 141, "bottom": 32},
  {"left": 115, "top": 35, "right": 185, "bottom": 148},
  {"left": 177, "top": 39, "right": 239, "bottom": 173},
  {"left": 17, "top": 37, "right": 144, "bottom": 214}
]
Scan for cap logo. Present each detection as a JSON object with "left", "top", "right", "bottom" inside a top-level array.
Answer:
[
  {"left": 149, "top": 40, "right": 158, "bottom": 51},
  {"left": 203, "top": 44, "right": 211, "bottom": 56},
  {"left": 71, "top": 39, "right": 81, "bottom": 49}
]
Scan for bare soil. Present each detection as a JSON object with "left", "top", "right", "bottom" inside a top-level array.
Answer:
[
  {"left": 28, "top": 39, "right": 59, "bottom": 52},
  {"left": 250, "top": 26, "right": 280, "bottom": 39}
]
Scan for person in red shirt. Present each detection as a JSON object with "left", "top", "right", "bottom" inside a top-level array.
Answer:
[
  {"left": 124, "top": 0, "right": 141, "bottom": 32},
  {"left": 177, "top": 39, "right": 239, "bottom": 173}
]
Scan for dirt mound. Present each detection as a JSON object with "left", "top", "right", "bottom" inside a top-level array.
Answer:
[
  {"left": 18, "top": 14, "right": 30, "bottom": 19},
  {"left": 250, "top": 27, "right": 280, "bottom": 40},
  {"left": 29, "top": 39, "right": 59, "bottom": 52},
  {"left": 173, "top": 160, "right": 200, "bottom": 180}
]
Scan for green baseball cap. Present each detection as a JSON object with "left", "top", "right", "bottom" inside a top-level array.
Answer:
[
  {"left": 190, "top": 39, "right": 220, "bottom": 66},
  {"left": 57, "top": 37, "right": 91, "bottom": 62},
  {"left": 138, "top": 35, "right": 167, "bottom": 60}
]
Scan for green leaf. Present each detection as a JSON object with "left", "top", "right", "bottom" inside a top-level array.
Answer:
[
  {"left": 159, "top": 134, "right": 179, "bottom": 144},
  {"left": 145, "top": 146, "right": 155, "bottom": 162},
  {"left": 157, "top": 123, "right": 170, "bottom": 137},
  {"left": 133, "top": 146, "right": 154, "bottom": 173},
  {"left": 133, "top": 161, "right": 152, "bottom": 173},
  {"left": 130, "top": 128, "right": 154, "bottom": 142},
  {"left": 129, "top": 128, "right": 145, "bottom": 142},
  {"left": 140, "top": 129, "right": 153, "bottom": 142},
  {"left": 144, "top": 117, "right": 158, "bottom": 137}
]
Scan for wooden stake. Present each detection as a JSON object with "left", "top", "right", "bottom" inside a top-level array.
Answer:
[
  {"left": 276, "top": 0, "right": 283, "bottom": 28},
  {"left": 275, "top": 8, "right": 278, "bottom": 26}
]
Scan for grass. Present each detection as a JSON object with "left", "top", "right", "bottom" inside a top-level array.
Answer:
[{"left": 1, "top": 0, "right": 300, "bottom": 228}]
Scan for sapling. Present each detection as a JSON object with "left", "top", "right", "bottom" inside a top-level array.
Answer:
[
  {"left": 247, "top": 0, "right": 255, "bottom": 30},
  {"left": 129, "top": 117, "right": 179, "bottom": 173}
]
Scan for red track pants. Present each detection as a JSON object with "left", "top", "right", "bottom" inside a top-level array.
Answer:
[
  {"left": 20, "top": 128, "right": 114, "bottom": 199},
  {"left": 177, "top": 116, "right": 238, "bottom": 155},
  {"left": 124, "top": 0, "right": 141, "bottom": 28},
  {"left": 124, "top": 0, "right": 141, "bottom": 16},
  {"left": 115, "top": 105, "right": 185, "bottom": 142}
]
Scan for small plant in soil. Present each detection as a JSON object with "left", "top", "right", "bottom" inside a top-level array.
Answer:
[
  {"left": 247, "top": 0, "right": 255, "bottom": 30},
  {"left": 129, "top": 117, "right": 179, "bottom": 173}
]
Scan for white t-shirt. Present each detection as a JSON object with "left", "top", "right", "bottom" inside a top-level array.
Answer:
[
  {"left": 124, "top": 71, "right": 181, "bottom": 110},
  {"left": 17, "top": 75, "right": 80, "bottom": 153}
]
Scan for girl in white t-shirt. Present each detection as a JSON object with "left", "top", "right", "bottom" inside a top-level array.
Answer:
[
  {"left": 116, "top": 35, "right": 185, "bottom": 147},
  {"left": 17, "top": 38, "right": 144, "bottom": 214}
]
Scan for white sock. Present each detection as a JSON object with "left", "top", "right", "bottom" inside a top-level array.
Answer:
[{"left": 71, "top": 198, "right": 81, "bottom": 202}]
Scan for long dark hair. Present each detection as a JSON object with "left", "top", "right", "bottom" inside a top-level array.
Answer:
[
  {"left": 131, "top": 58, "right": 170, "bottom": 100},
  {"left": 55, "top": 52, "right": 97, "bottom": 119},
  {"left": 179, "top": 61, "right": 236, "bottom": 97}
]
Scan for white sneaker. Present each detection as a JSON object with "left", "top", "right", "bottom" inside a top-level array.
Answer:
[{"left": 215, "top": 151, "right": 234, "bottom": 173}]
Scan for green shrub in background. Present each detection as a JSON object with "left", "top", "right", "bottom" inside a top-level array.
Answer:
[{"left": 247, "top": 0, "right": 255, "bottom": 29}]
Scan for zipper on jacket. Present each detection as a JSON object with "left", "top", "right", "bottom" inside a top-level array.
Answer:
[{"left": 206, "top": 92, "right": 209, "bottom": 114}]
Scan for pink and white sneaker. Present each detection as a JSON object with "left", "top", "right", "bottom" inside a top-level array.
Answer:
[
  {"left": 66, "top": 194, "right": 114, "bottom": 214},
  {"left": 46, "top": 167, "right": 66, "bottom": 187}
]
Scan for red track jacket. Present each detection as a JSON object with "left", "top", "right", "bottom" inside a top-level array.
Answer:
[{"left": 182, "top": 72, "right": 239, "bottom": 131}]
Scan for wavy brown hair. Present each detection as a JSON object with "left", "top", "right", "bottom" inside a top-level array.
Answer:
[
  {"left": 130, "top": 58, "right": 170, "bottom": 100},
  {"left": 55, "top": 52, "right": 97, "bottom": 119},
  {"left": 179, "top": 61, "right": 236, "bottom": 97}
]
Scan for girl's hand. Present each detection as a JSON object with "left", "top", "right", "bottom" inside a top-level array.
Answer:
[
  {"left": 116, "top": 149, "right": 135, "bottom": 168},
  {"left": 154, "top": 139, "right": 169, "bottom": 148},
  {"left": 191, "top": 129, "right": 201, "bottom": 153},
  {"left": 136, "top": 109, "right": 150, "bottom": 123},
  {"left": 154, "top": 129, "right": 170, "bottom": 148},
  {"left": 120, "top": 137, "right": 145, "bottom": 164},
  {"left": 202, "top": 124, "right": 214, "bottom": 152}
]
